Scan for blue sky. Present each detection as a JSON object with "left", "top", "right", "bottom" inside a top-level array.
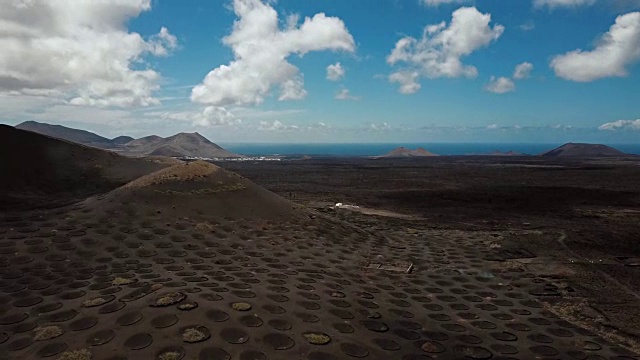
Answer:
[{"left": 1, "top": 0, "right": 639, "bottom": 143}]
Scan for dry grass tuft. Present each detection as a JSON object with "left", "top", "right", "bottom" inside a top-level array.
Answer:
[
  {"left": 82, "top": 297, "right": 108, "bottom": 307},
  {"left": 177, "top": 302, "right": 198, "bottom": 310},
  {"left": 231, "top": 302, "right": 251, "bottom": 311},
  {"left": 195, "top": 223, "right": 216, "bottom": 233},
  {"left": 491, "top": 259, "right": 526, "bottom": 272},
  {"left": 303, "top": 333, "right": 331, "bottom": 345},
  {"left": 158, "top": 351, "right": 181, "bottom": 360},
  {"left": 182, "top": 328, "right": 207, "bottom": 343},
  {"left": 56, "top": 349, "right": 92, "bottom": 360},
  {"left": 153, "top": 292, "right": 186, "bottom": 307},
  {"left": 112, "top": 277, "right": 135, "bottom": 285},
  {"left": 34, "top": 325, "right": 63, "bottom": 340}
]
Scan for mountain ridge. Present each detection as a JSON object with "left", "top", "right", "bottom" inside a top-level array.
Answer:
[
  {"left": 13, "top": 121, "right": 240, "bottom": 158},
  {"left": 16, "top": 120, "right": 113, "bottom": 147},
  {"left": 123, "top": 132, "right": 240, "bottom": 158}
]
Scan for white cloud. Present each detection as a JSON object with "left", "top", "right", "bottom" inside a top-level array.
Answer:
[
  {"left": 191, "top": 0, "right": 355, "bottom": 107},
  {"left": 551, "top": 12, "right": 640, "bottom": 82},
  {"left": 256, "top": 119, "right": 331, "bottom": 132},
  {"left": 149, "top": 27, "right": 178, "bottom": 56},
  {"left": 0, "top": 94, "right": 59, "bottom": 120},
  {"left": 485, "top": 76, "right": 515, "bottom": 94},
  {"left": 0, "top": 0, "right": 176, "bottom": 107},
  {"left": 520, "top": 20, "right": 536, "bottom": 31},
  {"left": 534, "top": 0, "right": 596, "bottom": 8},
  {"left": 312, "top": 122, "right": 331, "bottom": 130},
  {"left": 598, "top": 119, "right": 640, "bottom": 130},
  {"left": 388, "top": 71, "right": 422, "bottom": 94},
  {"left": 369, "top": 122, "right": 391, "bottom": 131},
  {"left": 513, "top": 62, "right": 534, "bottom": 79},
  {"left": 335, "top": 88, "right": 360, "bottom": 100},
  {"left": 258, "top": 120, "right": 300, "bottom": 131},
  {"left": 486, "top": 62, "right": 532, "bottom": 94},
  {"left": 421, "top": 0, "right": 469, "bottom": 6},
  {"left": 232, "top": 107, "right": 307, "bottom": 119},
  {"left": 327, "top": 62, "right": 345, "bottom": 81},
  {"left": 29, "top": 104, "right": 138, "bottom": 128},
  {"left": 147, "top": 106, "right": 241, "bottom": 127},
  {"left": 387, "top": 7, "right": 504, "bottom": 93}
]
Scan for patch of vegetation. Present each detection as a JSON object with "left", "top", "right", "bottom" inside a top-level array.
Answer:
[
  {"left": 56, "top": 349, "right": 92, "bottom": 360},
  {"left": 112, "top": 277, "right": 135, "bottom": 285},
  {"left": 195, "top": 223, "right": 215, "bottom": 233},
  {"left": 34, "top": 325, "right": 63, "bottom": 341},
  {"left": 177, "top": 302, "right": 198, "bottom": 311},
  {"left": 303, "top": 333, "right": 331, "bottom": 345},
  {"left": 231, "top": 302, "right": 251, "bottom": 311},
  {"left": 82, "top": 297, "right": 108, "bottom": 307},
  {"left": 158, "top": 352, "right": 181, "bottom": 360},
  {"left": 182, "top": 328, "right": 207, "bottom": 343},
  {"left": 152, "top": 292, "right": 186, "bottom": 307},
  {"left": 491, "top": 259, "right": 526, "bottom": 273}
]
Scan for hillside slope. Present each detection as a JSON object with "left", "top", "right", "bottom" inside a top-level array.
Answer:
[
  {"left": 542, "top": 143, "right": 626, "bottom": 157},
  {"left": 0, "top": 125, "right": 169, "bottom": 209},
  {"left": 16, "top": 120, "right": 114, "bottom": 148}
]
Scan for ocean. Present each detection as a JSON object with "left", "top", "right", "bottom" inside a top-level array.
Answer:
[{"left": 219, "top": 143, "right": 640, "bottom": 157}]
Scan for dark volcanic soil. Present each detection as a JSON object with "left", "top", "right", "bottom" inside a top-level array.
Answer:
[
  {"left": 220, "top": 157, "right": 640, "bottom": 223},
  {"left": 222, "top": 156, "right": 640, "bottom": 353},
  {"left": 2, "top": 136, "right": 640, "bottom": 360}
]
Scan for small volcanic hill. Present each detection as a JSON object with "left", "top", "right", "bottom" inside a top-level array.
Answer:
[
  {"left": 124, "top": 132, "right": 241, "bottom": 158},
  {"left": 94, "top": 160, "right": 298, "bottom": 220},
  {"left": 0, "top": 125, "right": 169, "bottom": 209},
  {"left": 16, "top": 120, "right": 114, "bottom": 148},
  {"left": 379, "top": 146, "right": 438, "bottom": 158},
  {"left": 542, "top": 143, "right": 626, "bottom": 157},
  {"left": 111, "top": 135, "right": 135, "bottom": 145}
]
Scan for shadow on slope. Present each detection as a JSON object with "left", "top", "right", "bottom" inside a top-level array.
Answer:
[{"left": 0, "top": 125, "right": 170, "bottom": 210}]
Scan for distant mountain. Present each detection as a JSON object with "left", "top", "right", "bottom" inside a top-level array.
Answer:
[
  {"left": 379, "top": 146, "right": 438, "bottom": 158},
  {"left": 476, "top": 150, "right": 525, "bottom": 156},
  {"left": 111, "top": 135, "right": 135, "bottom": 145},
  {"left": 16, "top": 120, "right": 113, "bottom": 147},
  {"left": 121, "top": 133, "right": 240, "bottom": 158},
  {"left": 13, "top": 121, "right": 240, "bottom": 158},
  {"left": 125, "top": 135, "right": 163, "bottom": 148},
  {"left": 542, "top": 143, "right": 626, "bottom": 157}
]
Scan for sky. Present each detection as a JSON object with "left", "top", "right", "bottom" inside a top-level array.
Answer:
[{"left": 1, "top": 0, "right": 639, "bottom": 143}]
